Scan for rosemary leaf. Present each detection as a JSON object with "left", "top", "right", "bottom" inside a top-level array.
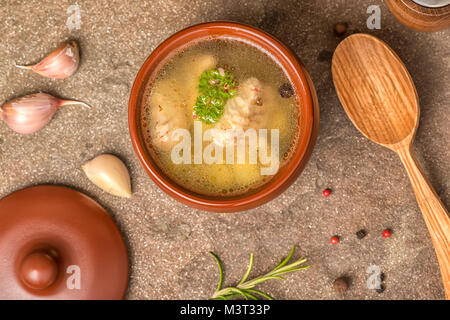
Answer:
[
  {"left": 240, "top": 275, "right": 287, "bottom": 288},
  {"left": 273, "top": 245, "right": 296, "bottom": 271},
  {"left": 238, "top": 253, "right": 254, "bottom": 285},
  {"left": 271, "top": 258, "right": 308, "bottom": 275},
  {"left": 273, "top": 265, "right": 311, "bottom": 276},
  {"left": 229, "top": 288, "right": 250, "bottom": 300},
  {"left": 222, "top": 293, "right": 241, "bottom": 300},
  {"left": 243, "top": 291, "right": 258, "bottom": 300},
  {"left": 246, "top": 289, "right": 275, "bottom": 300},
  {"left": 209, "top": 252, "right": 223, "bottom": 292}
]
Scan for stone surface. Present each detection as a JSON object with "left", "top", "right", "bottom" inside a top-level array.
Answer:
[{"left": 0, "top": 0, "right": 448, "bottom": 300}]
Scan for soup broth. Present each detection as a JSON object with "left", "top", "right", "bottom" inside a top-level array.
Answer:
[{"left": 143, "top": 39, "right": 299, "bottom": 197}]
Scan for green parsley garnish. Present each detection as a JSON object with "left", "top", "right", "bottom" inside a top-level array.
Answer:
[{"left": 193, "top": 68, "right": 237, "bottom": 124}]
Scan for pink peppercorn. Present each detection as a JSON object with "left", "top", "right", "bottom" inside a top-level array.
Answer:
[{"left": 330, "top": 236, "right": 339, "bottom": 244}]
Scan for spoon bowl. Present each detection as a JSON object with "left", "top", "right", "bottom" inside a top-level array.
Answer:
[
  {"left": 332, "top": 33, "right": 450, "bottom": 299},
  {"left": 333, "top": 33, "right": 419, "bottom": 147}
]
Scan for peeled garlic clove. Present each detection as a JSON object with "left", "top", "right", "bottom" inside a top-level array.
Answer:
[
  {"left": 15, "top": 41, "right": 80, "bottom": 79},
  {"left": 82, "top": 154, "right": 132, "bottom": 198},
  {"left": 0, "top": 93, "right": 89, "bottom": 134}
]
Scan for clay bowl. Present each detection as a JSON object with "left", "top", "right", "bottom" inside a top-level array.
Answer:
[{"left": 129, "top": 21, "right": 319, "bottom": 212}]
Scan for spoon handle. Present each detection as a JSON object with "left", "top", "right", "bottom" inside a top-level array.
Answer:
[{"left": 396, "top": 145, "right": 450, "bottom": 299}]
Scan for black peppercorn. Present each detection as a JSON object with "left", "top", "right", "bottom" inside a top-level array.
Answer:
[
  {"left": 356, "top": 229, "right": 367, "bottom": 239},
  {"left": 278, "top": 83, "right": 294, "bottom": 98}
]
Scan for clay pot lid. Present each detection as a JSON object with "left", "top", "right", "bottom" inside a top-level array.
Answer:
[{"left": 0, "top": 185, "right": 129, "bottom": 299}]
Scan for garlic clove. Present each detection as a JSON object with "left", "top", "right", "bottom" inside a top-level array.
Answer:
[
  {"left": 15, "top": 41, "right": 80, "bottom": 79},
  {"left": 0, "top": 93, "right": 89, "bottom": 134},
  {"left": 82, "top": 154, "right": 132, "bottom": 198}
]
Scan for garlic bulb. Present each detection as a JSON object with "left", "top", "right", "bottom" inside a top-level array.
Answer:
[
  {"left": 82, "top": 154, "right": 132, "bottom": 198},
  {"left": 0, "top": 93, "right": 90, "bottom": 134},
  {"left": 15, "top": 41, "right": 80, "bottom": 79}
]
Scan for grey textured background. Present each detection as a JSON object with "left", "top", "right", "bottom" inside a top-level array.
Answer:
[{"left": 0, "top": 0, "right": 448, "bottom": 299}]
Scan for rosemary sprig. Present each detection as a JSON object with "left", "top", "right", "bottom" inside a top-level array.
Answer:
[{"left": 209, "top": 246, "right": 309, "bottom": 300}]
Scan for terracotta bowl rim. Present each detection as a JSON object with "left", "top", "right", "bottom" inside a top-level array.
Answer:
[{"left": 128, "top": 21, "right": 319, "bottom": 212}]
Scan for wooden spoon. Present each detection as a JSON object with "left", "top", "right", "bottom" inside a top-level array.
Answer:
[{"left": 332, "top": 33, "right": 449, "bottom": 299}]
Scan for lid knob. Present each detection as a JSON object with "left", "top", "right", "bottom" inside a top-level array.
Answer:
[{"left": 20, "top": 251, "right": 58, "bottom": 290}]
